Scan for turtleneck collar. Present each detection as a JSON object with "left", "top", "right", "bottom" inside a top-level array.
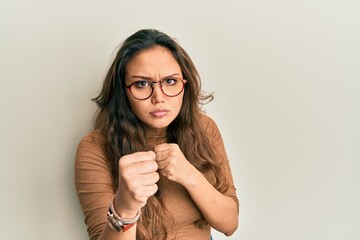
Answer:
[{"left": 145, "top": 127, "right": 168, "bottom": 147}]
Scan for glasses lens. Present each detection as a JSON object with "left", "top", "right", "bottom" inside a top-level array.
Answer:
[
  {"left": 129, "top": 78, "right": 185, "bottom": 100},
  {"left": 130, "top": 80, "right": 153, "bottom": 100},
  {"left": 162, "top": 78, "right": 184, "bottom": 96}
]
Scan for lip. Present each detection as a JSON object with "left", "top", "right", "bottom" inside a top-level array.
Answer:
[{"left": 150, "top": 109, "right": 169, "bottom": 118}]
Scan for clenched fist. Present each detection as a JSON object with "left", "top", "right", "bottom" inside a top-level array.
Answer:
[
  {"left": 155, "top": 143, "right": 197, "bottom": 185},
  {"left": 114, "top": 151, "right": 160, "bottom": 217}
]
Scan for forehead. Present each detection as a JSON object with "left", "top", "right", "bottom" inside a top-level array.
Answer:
[{"left": 125, "top": 46, "right": 181, "bottom": 78}]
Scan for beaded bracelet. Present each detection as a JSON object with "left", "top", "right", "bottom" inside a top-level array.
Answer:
[{"left": 107, "top": 196, "right": 140, "bottom": 232}]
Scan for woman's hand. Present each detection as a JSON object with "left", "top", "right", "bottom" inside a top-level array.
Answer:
[
  {"left": 155, "top": 143, "right": 197, "bottom": 186},
  {"left": 115, "top": 151, "right": 160, "bottom": 217}
]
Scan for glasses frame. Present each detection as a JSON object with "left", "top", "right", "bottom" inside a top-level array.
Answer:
[{"left": 126, "top": 77, "right": 187, "bottom": 100}]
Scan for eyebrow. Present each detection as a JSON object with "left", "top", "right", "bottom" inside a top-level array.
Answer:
[{"left": 130, "top": 73, "right": 180, "bottom": 81}]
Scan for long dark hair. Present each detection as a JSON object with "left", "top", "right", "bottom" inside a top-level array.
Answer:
[{"left": 93, "top": 29, "right": 228, "bottom": 240}]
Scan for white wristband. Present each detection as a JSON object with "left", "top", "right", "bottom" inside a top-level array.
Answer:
[{"left": 109, "top": 196, "right": 140, "bottom": 224}]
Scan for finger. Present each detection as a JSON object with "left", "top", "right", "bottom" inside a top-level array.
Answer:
[
  {"left": 133, "top": 160, "right": 159, "bottom": 174},
  {"left": 120, "top": 161, "right": 158, "bottom": 181},
  {"left": 127, "top": 174, "right": 159, "bottom": 201},
  {"left": 154, "top": 143, "right": 173, "bottom": 152},
  {"left": 155, "top": 148, "right": 170, "bottom": 162},
  {"left": 140, "top": 172, "right": 160, "bottom": 186},
  {"left": 141, "top": 184, "right": 158, "bottom": 198},
  {"left": 157, "top": 161, "right": 167, "bottom": 170},
  {"left": 121, "top": 151, "right": 156, "bottom": 165},
  {"left": 159, "top": 169, "right": 169, "bottom": 177}
]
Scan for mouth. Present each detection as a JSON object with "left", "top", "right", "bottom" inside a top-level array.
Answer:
[{"left": 150, "top": 109, "right": 169, "bottom": 118}]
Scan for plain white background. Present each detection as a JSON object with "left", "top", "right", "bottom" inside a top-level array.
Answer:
[{"left": 1, "top": 0, "right": 359, "bottom": 239}]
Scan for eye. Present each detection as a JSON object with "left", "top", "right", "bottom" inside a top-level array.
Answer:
[
  {"left": 163, "top": 78, "right": 178, "bottom": 86},
  {"left": 134, "top": 80, "right": 151, "bottom": 88}
]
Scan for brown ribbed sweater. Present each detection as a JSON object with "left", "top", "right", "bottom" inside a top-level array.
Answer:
[{"left": 75, "top": 115, "right": 238, "bottom": 240}]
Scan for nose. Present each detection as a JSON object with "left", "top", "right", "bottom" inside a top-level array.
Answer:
[{"left": 151, "top": 82, "right": 165, "bottom": 104}]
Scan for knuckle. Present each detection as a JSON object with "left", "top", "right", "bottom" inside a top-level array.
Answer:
[
  {"left": 151, "top": 161, "right": 159, "bottom": 170},
  {"left": 120, "top": 167, "right": 132, "bottom": 180},
  {"left": 118, "top": 154, "right": 132, "bottom": 168},
  {"left": 118, "top": 157, "right": 126, "bottom": 168},
  {"left": 170, "top": 143, "right": 179, "bottom": 149},
  {"left": 144, "top": 161, "right": 157, "bottom": 172},
  {"left": 147, "top": 151, "right": 156, "bottom": 159},
  {"left": 169, "top": 151, "right": 177, "bottom": 158},
  {"left": 147, "top": 184, "right": 158, "bottom": 196},
  {"left": 152, "top": 184, "right": 159, "bottom": 193},
  {"left": 154, "top": 172, "right": 160, "bottom": 181},
  {"left": 169, "top": 158, "right": 176, "bottom": 166}
]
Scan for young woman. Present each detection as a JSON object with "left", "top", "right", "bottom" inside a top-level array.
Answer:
[{"left": 75, "top": 29, "right": 239, "bottom": 240}]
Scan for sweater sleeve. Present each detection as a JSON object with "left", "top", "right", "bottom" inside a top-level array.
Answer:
[
  {"left": 201, "top": 115, "right": 240, "bottom": 212},
  {"left": 74, "top": 131, "right": 115, "bottom": 240}
]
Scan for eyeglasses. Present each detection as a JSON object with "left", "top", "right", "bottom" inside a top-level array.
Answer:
[{"left": 126, "top": 77, "right": 187, "bottom": 100}]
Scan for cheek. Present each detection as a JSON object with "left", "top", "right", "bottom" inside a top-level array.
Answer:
[
  {"left": 128, "top": 99, "right": 152, "bottom": 122},
  {"left": 174, "top": 94, "right": 185, "bottom": 112},
  {"left": 126, "top": 95, "right": 140, "bottom": 115},
  {"left": 128, "top": 100, "right": 143, "bottom": 116}
]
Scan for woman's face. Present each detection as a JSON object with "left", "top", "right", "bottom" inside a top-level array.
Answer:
[{"left": 125, "top": 46, "right": 184, "bottom": 131}]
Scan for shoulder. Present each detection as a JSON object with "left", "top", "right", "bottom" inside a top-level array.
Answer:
[
  {"left": 199, "top": 113, "right": 217, "bottom": 128},
  {"left": 76, "top": 129, "right": 107, "bottom": 155},
  {"left": 75, "top": 130, "right": 108, "bottom": 168},
  {"left": 199, "top": 114, "right": 222, "bottom": 141},
  {"left": 80, "top": 130, "right": 105, "bottom": 144},
  {"left": 78, "top": 129, "right": 106, "bottom": 146}
]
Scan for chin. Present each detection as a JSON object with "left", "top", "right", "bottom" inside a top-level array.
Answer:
[
  {"left": 145, "top": 119, "right": 173, "bottom": 130},
  {"left": 148, "top": 123, "right": 170, "bottom": 130}
]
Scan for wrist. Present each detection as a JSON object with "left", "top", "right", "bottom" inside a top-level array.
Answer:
[
  {"left": 107, "top": 196, "right": 140, "bottom": 232},
  {"left": 113, "top": 194, "right": 139, "bottom": 218},
  {"left": 182, "top": 165, "right": 201, "bottom": 188}
]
